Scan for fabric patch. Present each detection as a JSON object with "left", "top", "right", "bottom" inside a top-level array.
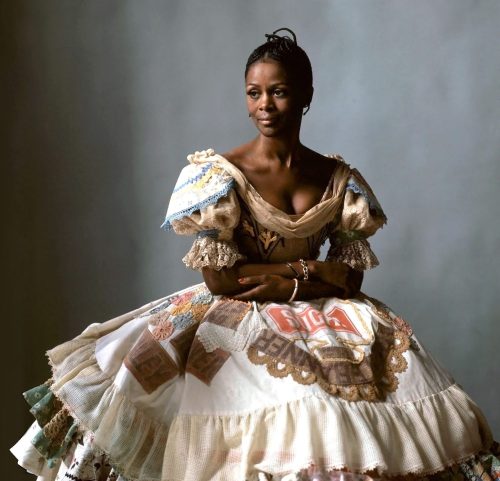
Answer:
[
  {"left": 186, "top": 336, "right": 230, "bottom": 385},
  {"left": 167, "top": 286, "right": 213, "bottom": 330},
  {"left": 170, "top": 323, "right": 199, "bottom": 369},
  {"left": 151, "top": 311, "right": 174, "bottom": 341},
  {"left": 204, "top": 299, "right": 251, "bottom": 330},
  {"left": 24, "top": 383, "right": 79, "bottom": 467},
  {"left": 316, "top": 346, "right": 356, "bottom": 362},
  {"left": 250, "top": 329, "right": 373, "bottom": 386},
  {"left": 265, "top": 304, "right": 362, "bottom": 337},
  {"left": 124, "top": 329, "right": 179, "bottom": 394}
]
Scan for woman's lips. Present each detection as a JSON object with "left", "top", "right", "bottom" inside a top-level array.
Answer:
[{"left": 258, "top": 117, "right": 278, "bottom": 125}]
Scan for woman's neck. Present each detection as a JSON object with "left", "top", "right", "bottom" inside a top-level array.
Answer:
[{"left": 252, "top": 133, "right": 304, "bottom": 169}]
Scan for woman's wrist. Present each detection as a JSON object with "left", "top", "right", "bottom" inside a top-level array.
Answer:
[
  {"left": 284, "top": 259, "right": 321, "bottom": 280},
  {"left": 288, "top": 278, "right": 299, "bottom": 302},
  {"left": 285, "top": 262, "right": 301, "bottom": 278},
  {"left": 306, "top": 260, "right": 319, "bottom": 278}
]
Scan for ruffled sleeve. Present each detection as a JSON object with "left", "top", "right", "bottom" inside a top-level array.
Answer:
[
  {"left": 326, "top": 168, "right": 387, "bottom": 271},
  {"left": 161, "top": 150, "right": 244, "bottom": 271}
]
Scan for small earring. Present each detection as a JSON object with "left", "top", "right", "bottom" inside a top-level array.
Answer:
[
  {"left": 248, "top": 113, "right": 252, "bottom": 117},
  {"left": 302, "top": 105, "right": 310, "bottom": 116}
]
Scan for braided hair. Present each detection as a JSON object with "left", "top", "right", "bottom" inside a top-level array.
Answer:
[{"left": 245, "top": 28, "right": 313, "bottom": 109}]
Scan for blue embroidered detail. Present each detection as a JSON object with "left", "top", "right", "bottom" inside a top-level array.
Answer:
[
  {"left": 160, "top": 179, "right": 235, "bottom": 231},
  {"left": 172, "top": 164, "right": 213, "bottom": 193},
  {"left": 346, "top": 178, "right": 384, "bottom": 215},
  {"left": 196, "top": 229, "right": 219, "bottom": 239}
]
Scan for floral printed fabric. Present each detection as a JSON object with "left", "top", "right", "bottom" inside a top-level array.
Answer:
[{"left": 23, "top": 383, "right": 78, "bottom": 468}]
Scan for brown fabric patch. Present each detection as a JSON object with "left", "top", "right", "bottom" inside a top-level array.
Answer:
[
  {"left": 252, "top": 330, "right": 316, "bottom": 372},
  {"left": 186, "top": 336, "right": 230, "bottom": 385},
  {"left": 250, "top": 329, "right": 374, "bottom": 386},
  {"left": 170, "top": 323, "right": 198, "bottom": 369},
  {"left": 124, "top": 329, "right": 179, "bottom": 394},
  {"left": 204, "top": 299, "right": 251, "bottom": 331},
  {"left": 248, "top": 320, "right": 411, "bottom": 402},
  {"left": 316, "top": 346, "right": 356, "bottom": 362}
]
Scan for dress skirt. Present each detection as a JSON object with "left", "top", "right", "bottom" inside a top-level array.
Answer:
[{"left": 11, "top": 282, "right": 499, "bottom": 481}]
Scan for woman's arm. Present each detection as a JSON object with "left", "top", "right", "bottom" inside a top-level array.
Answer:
[
  {"left": 202, "top": 260, "right": 363, "bottom": 300},
  {"left": 201, "top": 262, "right": 295, "bottom": 296}
]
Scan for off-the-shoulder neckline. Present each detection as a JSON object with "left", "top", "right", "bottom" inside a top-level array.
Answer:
[{"left": 213, "top": 152, "right": 342, "bottom": 219}]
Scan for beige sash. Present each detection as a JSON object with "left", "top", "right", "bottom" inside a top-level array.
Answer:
[{"left": 190, "top": 152, "right": 351, "bottom": 239}]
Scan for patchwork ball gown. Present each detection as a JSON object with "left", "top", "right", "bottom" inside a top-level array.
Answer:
[{"left": 11, "top": 149, "right": 499, "bottom": 481}]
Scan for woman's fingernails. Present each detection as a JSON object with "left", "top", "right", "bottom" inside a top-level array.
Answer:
[{"left": 238, "top": 278, "right": 247, "bottom": 283}]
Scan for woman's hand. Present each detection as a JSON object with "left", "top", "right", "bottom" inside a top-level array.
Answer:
[{"left": 232, "top": 275, "right": 295, "bottom": 302}]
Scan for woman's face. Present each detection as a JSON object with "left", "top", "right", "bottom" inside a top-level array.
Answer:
[{"left": 245, "top": 59, "right": 303, "bottom": 137}]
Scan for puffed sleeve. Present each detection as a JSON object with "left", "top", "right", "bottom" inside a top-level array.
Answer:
[
  {"left": 326, "top": 168, "right": 387, "bottom": 271},
  {"left": 161, "top": 151, "right": 245, "bottom": 271}
]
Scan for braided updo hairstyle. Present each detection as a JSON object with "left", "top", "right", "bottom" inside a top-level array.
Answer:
[{"left": 245, "top": 28, "right": 313, "bottom": 111}]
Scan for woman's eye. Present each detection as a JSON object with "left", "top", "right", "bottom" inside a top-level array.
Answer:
[
  {"left": 247, "top": 90, "right": 259, "bottom": 99},
  {"left": 273, "top": 89, "right": 286, "bottom": 97}
]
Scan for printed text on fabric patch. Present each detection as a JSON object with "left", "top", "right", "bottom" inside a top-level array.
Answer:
[
  {"left": 265, "top": 305, "right": 361, "bottom": 336},
  {"left": 204, "top": 299, "right": 251, "bottom": 331},
  {"left": 186, "top": 336, "right": 230, "bottom": 385},
  {"left": 124, "top": 329, "right": 179, "bottom": 393}
]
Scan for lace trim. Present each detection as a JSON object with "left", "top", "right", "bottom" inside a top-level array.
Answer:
[
  {"left": 327, "top": 239, "right": 379, "bottom": 271},
  {"left": 161, "top": 180, "right": 235, "bottom": 231},
  {"left": 182, "top": 236, "right": 245, "bottom": 271},
  {"left": 247, "top": 322, "right": 410, "bottom": 402},
  {"left": 196, "top": 299, "right": 262, "bottom": 353}
]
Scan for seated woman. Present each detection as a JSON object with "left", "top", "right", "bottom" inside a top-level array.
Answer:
[{"left": 11, "top": 28, "right": 498, "bottom": 481}]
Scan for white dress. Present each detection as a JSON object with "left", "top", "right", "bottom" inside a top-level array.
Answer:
[{"left": 11, "top": 149, "right": 499, "bottom": 481}]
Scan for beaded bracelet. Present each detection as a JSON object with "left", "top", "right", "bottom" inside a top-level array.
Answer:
[
  {"left": 285, "top": 262, "right": 301, "bottom": 278},
  {"left": 288, "top": 278, "right": 299, "bottom": 302},
  {"left": 298, "top": 258, "right": 309, "bottom": 281}
]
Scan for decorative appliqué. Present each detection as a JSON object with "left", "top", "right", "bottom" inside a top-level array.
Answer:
[
  {"left": 258, "top": 229, "right": 280, "bottom": 251},
  {"left": 124, "top": 329, "right": 179, "bottom": 393},
  {"left": 247, "top": 299, "right": 412, "bottom": 401},
  {"left": 185, "top": 337, "right": 230, "bottom": 385}
]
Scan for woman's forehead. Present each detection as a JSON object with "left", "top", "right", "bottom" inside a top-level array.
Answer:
[{"left": 245, "top": 59, "right": 290, "bottom": 84}]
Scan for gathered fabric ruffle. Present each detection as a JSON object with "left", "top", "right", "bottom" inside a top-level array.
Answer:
[
  {"left": 327, "top": 239, "right": 379, "bottom": 271},
  {"left": 21, "top": 382, "right": 79, "bottom": 469},
  {"left": 278, "top": 444, "right": 500, "bottom": 480},
  {"left": 182, "top": 235, "right": 245, "bottom": 270},
  {"left": 164, "top": 385, "right": 492, "bottom": 481}
]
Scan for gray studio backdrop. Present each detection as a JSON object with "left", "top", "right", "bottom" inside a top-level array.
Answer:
[{"left": 3, "top": 1, "right": 500, "bottom": 479}]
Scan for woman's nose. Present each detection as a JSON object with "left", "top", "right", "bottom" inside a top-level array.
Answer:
[{"left": 259, "top": 93, "right": 274, "bottom": 111}]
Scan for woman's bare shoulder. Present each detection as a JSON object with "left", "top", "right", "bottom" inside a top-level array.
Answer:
[
  {"left": 300, "top": 146, "right": 343, "bottom": 180},
  {"left": 221, "top": 142, "right": 254, "bottom": 169},
  {"left": 303, "top": 146, "right": 342, "bottom": 164}
]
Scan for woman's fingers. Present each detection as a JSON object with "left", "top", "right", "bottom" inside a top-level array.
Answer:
[
  {"left": 238, "top": 275, "right": 265, "bottom": 285},
  {"left": 233, "top": 276, "right": 292, "bottom": 302},
  {"left": 238, "top": 274, "right": 279, "bottom": 285},
  {"left": 232, "top": 285, "right": 266, "bottom": 301}
]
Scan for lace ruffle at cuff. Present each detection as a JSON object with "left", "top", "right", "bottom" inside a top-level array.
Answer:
[
  {"left": 182, "top": 236, "right": 245, "bottom": 271},
  {"left": 327, "top": 239, "right": 380, "bottom": 271}
]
